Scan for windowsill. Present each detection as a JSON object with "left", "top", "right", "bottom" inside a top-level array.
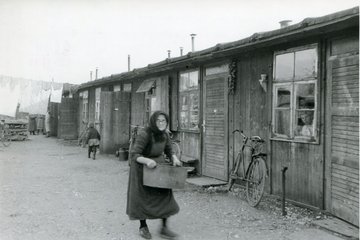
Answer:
[
  {"left": 270, "top": 137, "right": 319, "bottom": 145},
  {"left": 178, "top": 129, "right": 200, "bottom": 134}
]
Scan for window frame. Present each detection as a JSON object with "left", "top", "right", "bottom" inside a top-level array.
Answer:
[
  {"left": 178, "top": 69, "right": 200, "bottom": 132},
  {"left": 271, "top": 44, "right": 320, "bottom": 144},
  {"left": 95, "top": 87, "right": 101, "bottom": 122},
  {"left": 81, "top": 90, "right": 88, "bottom": 122}
]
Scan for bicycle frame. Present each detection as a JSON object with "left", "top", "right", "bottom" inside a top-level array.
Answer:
[
  {"left": 230, "top": 130, "right": 253, "bottom": 181},
  {"left": 228, "top": 130, "right": 268, "bottom": 206}
]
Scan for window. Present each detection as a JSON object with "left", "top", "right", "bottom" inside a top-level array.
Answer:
[
  {"left": 272, "top": 45, "right": 318, "bottom": 142},
  {"left": 123, "top": 83, "right": 132, "bottom": 92},
  {"left": 179, "top": 70, "right": 199, "bottom": 131},
  {"left": 95, "top": 88, "right": 101, "bottom": 121},
  {"left": 81, "top": 91, "right": 88, "bottom": 122},
  {"left": 205, "top": 64, "right": 228, "bottom": 76},
  {"left": 113, "top": 84, "right": 121, "bottom": 92}
]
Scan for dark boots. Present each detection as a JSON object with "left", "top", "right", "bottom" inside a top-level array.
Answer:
[
  {"left": 88, "top": 146, "right": 96, "bottom": 160},
  {"left": 88, "top": 146, "right": 92, "bottom": 158}
]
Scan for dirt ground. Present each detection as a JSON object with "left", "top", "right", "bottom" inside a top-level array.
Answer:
[{"left": 0, "top": 135, "right": 346, "bottom": 240}]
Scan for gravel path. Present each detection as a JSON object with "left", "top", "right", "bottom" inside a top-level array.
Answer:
[{"left": 0, "top": 135, "right": 337, "bottom": 240}]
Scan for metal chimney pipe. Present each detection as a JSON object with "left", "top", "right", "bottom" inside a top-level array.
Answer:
[
  {"left": 190, "top": 33, "right": 196, "bottom": 52},
  {"left": 90, "top": 71, "right": 93, "bottom": 81},
  {"left": 279, "top": 20, "right": 292, "bottom": 28},
  {"left": 95, "top": 67, "right": 98, "bottom": 80},
  {"left": 128, "top": 54, "right": 131, "bottom": 72},
  {"left": 180, "top": 47, "right": 183, "bottom": 56},
  {"left": 167, "top": 50, "right": 171, "bottom": 58}
]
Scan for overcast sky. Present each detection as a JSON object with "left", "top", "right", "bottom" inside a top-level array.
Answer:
[{"left": 0, "top": 0, "right": 358, "bottom": 85}]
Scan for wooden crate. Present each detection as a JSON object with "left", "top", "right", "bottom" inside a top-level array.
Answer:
[{"left": 143, "top": 165, "right": 187, "bottom": 189}]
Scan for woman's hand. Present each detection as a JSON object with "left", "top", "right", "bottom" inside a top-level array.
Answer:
[
  {"left": 146, "top": 159, "right": 157, "bottom": 169},
  {"left": 172, "top": 155, "right": 182, "bottom": 167},
  {"left": 136, "top": 157, "right": 157, "bottom": 168}
]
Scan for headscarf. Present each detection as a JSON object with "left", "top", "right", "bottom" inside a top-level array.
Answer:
[
  {"left": 148, "top": 110, "right": 169, "bottom": 142},
  {"left": 89, "top": 122, "right": 94, "bottom": 128}
]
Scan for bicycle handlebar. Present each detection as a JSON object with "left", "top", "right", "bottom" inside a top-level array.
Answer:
[{"left": 233, "top": 129, "right": 265, "bottom": 142}]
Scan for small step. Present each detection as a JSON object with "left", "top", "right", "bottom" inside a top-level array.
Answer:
[
  {"left": 180, "top": 156, "right": 198, "bottom": 164},
  {"left": 186, "top": 176, "right": 227, "bottom": 187},
  {"left": 183, "top": 166, "right": 195, "bottom": 173}
]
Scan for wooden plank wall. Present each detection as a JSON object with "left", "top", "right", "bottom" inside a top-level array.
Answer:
[
  {"left": 272, "top": 141, "right": 323, "bottom": 206},
  {"left": 100, "top": 91, "right": 131, "bottom": 154},
  {"left": 112, "top": 92, "right": 131, "bottom": 150},
  {"left": 58, "top": 98, "right": 78, "bottom": 140},
  {"left": 234, "top": 52, "right": 271, "bottom": 189},
  {"left": 269, "top": 43, "right": 324, "bottom": 208},
  {"left": 154, "top": 76, "right": 169, "bottom": 114},
  {"left": 327, "top": 34, "right": 359, "bottom": 225},
  {"left": 235, "top": 49, "right": 324, "bottom": 207},
  {"left": 49, "top": 102, "right": 59, "bottom": 137},
  {"left": 169, "top": 73, "right": 178, "bottom": 131},
  {"left": 131, "top": 79, "right": 146, "bottom": 127},
  {"left": 88, "top": 89, "right": 95, "bottom": 124},
  {"left": 77, "top": 97, "right": 84, "bottom": 136},
  {"left": 179, "top": 131, "right": 200, "bottom": 161},
  {"left": 100, "top": 92, "right": 113, "bottom": 153}
]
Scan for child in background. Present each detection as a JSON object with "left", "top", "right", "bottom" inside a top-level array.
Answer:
[{"left": 86, "top": 123, "right": 101, "bottom": 160}]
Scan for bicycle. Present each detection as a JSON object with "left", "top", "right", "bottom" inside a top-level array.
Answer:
[
  {"left": 228, "top": 130, "right": 268, "bottom": 207},
  {"left": 166, "top": 129, "right": 182, "bottom": 162}
]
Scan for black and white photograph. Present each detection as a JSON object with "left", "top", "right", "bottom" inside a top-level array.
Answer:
[{"left": 0, "top": 0, "right": 359, "bottom": 239}]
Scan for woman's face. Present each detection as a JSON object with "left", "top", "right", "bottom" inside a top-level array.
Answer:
[{"left": 156, "top": 114, "right": 167, "bottom": 131}]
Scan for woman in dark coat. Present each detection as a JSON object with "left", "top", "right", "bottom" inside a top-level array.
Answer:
[{"left": 126, "top": 111, "right": 181, "bottom": 239}]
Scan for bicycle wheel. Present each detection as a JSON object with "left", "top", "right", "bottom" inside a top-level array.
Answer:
[
  {"left": 228, "top": 153, "right": 241, "bottom": 191},
  {"left": 245, "top": 157, "right": 266, "bottom": 207},
  {"left": 2, "top": 136, "right": 11, "bottom": 147},
  {"left": 171, "top": 141, "right": 181, "bottom": 161}
]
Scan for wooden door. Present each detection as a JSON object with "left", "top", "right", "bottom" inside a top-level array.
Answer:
[
  {"left": 100, "top": 91, "right": 131, "bottom": 154},
  {"left": 112, "top": 92, "right": 131, "bottom": 150},
  {"left": 100, "top": 92, "right": 113, "bottom": 153},
  {"left": 202, "top": 74, "right": 228, "bottom": 181},
  {"left": 326, "top": 37, "right": 359, "bottom": 226},
  {"left": 58, "top": 98, "right": 78, "bottom": 139},
  {"left": 100, "top": 92, "right": 130, "bottom": 154}
]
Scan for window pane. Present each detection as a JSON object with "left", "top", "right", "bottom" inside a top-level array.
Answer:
[
  {"left": 189, "top": 93, "right": 199, "bottom": 130},
  {"left": 178, "top": 69, "right": 200, "bottom": 130},
  {"left": 274, "top": 109, "right": 290, "bottom": 136},
  {"left": 180, "top": 71, "right": 199, "bottom": 91},
  {"left": 113, "top": 85, "right": 121, "bottom": 92},
  {"left": 180, "top": 111, "right": 189, "bottom": 129},
  {"left": 123, "top": 83, "right": 132, "bottom": 92},
  {"left": 275, "top": 53, "right": 294, "bottom": 81},
  {"left": 296, "top": 83, "right": 315, "bottom": 109},
  {"left": 294, "top": 110, "right": 315, "bottom": 139},
  {"left": 295, "top": 48, "right": 317, "bottom": 79},
  {"left": 180, "top": 95, "right": 188, "bottom": 111},
  {"left": 276, "top": 87, "right": 291, "bottom": 108},
  {"left": 95, "top": 88, "right": 101, "bottom": 100}
]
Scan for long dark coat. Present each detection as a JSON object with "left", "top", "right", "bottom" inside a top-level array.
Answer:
[{"left": 126, "top": 128, "right": 179, "bottom": 220}]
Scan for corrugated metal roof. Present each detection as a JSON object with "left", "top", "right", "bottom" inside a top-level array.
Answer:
[{"left": 77, "top": 6, "right": 359, "bottom": 91}]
